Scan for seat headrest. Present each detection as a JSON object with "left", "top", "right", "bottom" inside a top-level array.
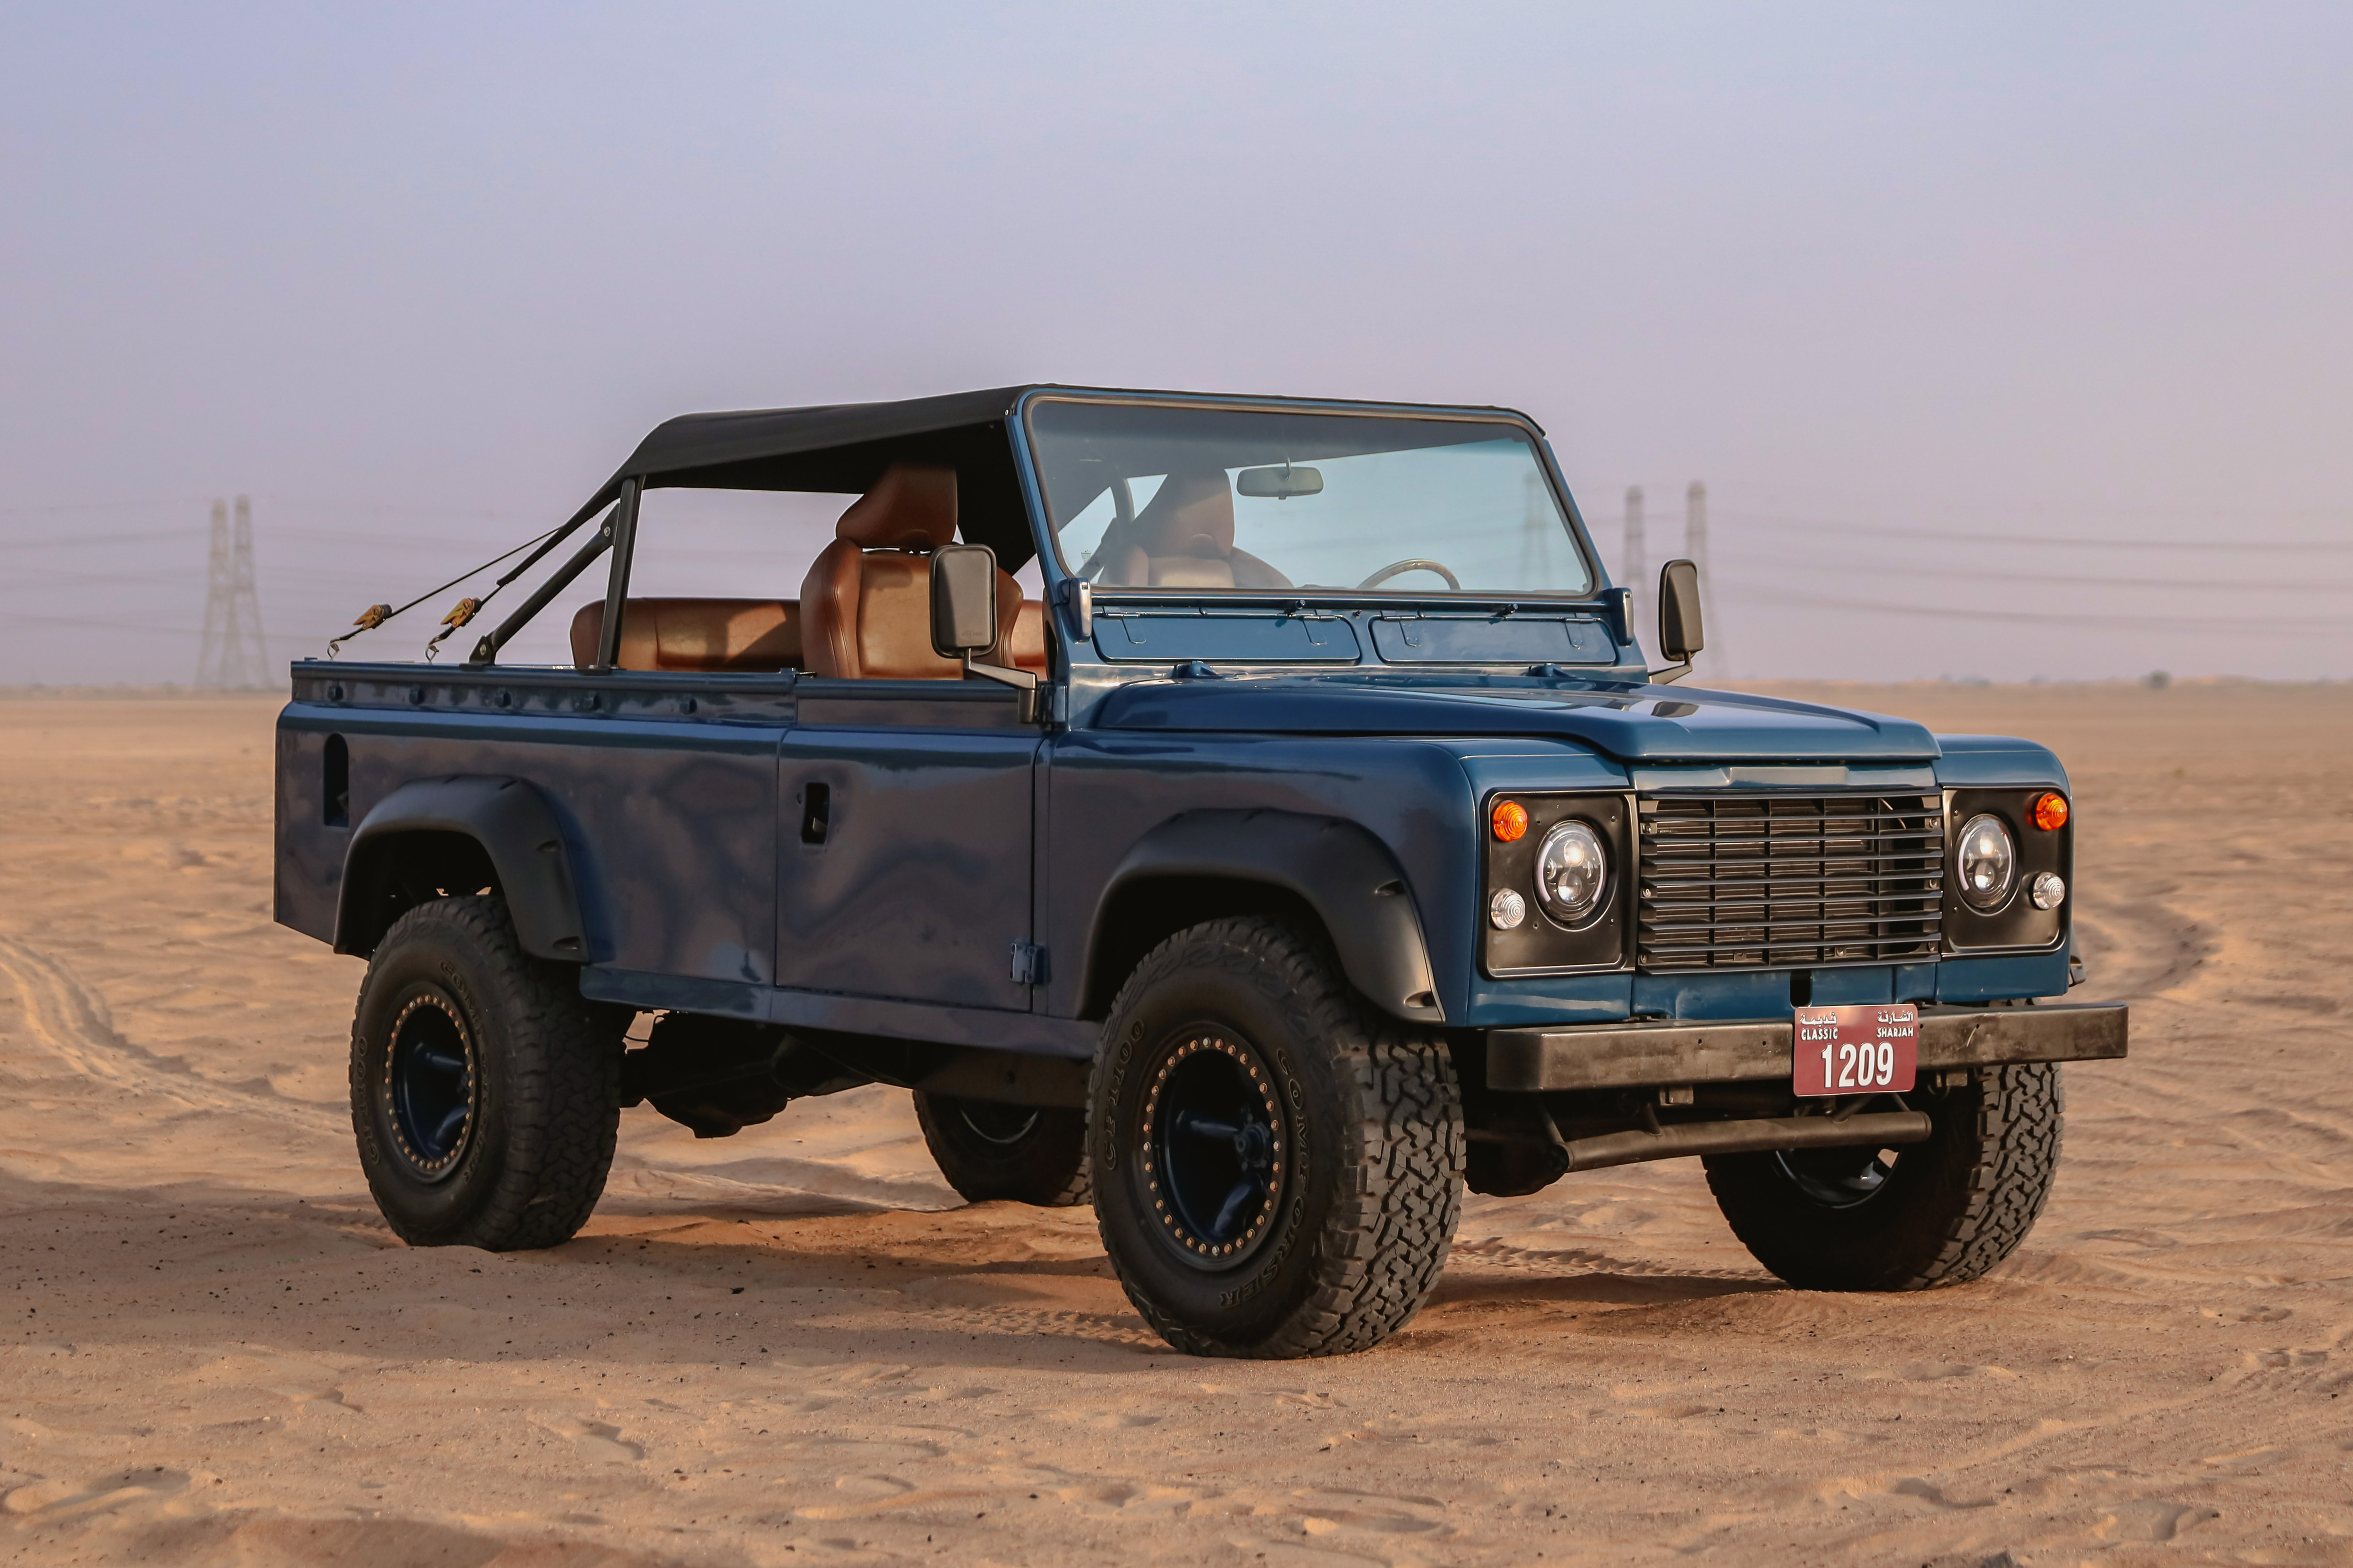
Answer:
[
  {"left": 1134, "top": 469, "right": 1235, "bottom": 558},
  {"left": 835, "top": 462, "right": 957, "bottom": 552}
]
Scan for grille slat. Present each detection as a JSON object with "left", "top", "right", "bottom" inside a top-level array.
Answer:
[
  {"left": 1635, "top": 791, "right": 1944, "bottom": 972},
  {"left": 1637, "top": 927, "right": 1948, "bottom": 951},
  {"left": 1646, "top": 817, "right": 1940, "bottom": 837},
  {"left": 1646, "top": 880, "right": 1941, "bottom": 899},
  {"left": 1646, "top": 853, "right": 1941, "bottom": 874},
  {"left": 1643, "top": 903, "right": 1941, "bottom": 929}
]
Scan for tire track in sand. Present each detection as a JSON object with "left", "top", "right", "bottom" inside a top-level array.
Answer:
[{"left": 0, "top": 934, "right": 337, "bottom": 1132}]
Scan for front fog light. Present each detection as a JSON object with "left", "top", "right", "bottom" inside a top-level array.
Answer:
[
  {"left": 1489, "top": 889, "right": 1526, "bottom": 930},
  {"left": 1533, "top": 820, "right": 1609, "bottom": 924},
  {"left": 2031, "top": 871, "right": 2067, "bottom": 910},
  {"left": 1955, "top": 813, "right": 2018, "bottom": 912}
]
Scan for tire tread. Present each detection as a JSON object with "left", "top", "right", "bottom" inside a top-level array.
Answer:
[
  {"left": 1703, "top": 1061, "right": 2063, "bottom": 1291},
  {"left": 349, "top": 896, "right": 620, "bottom": 1251},
  {"left": 1093, "top": 917, "right": 1463, "bottom": 1358},
  {"left": 1919, "top": 1060, "right": 2064, "bottom": 1288}
]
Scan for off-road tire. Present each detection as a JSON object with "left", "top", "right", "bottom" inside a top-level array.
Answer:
[
  {"left": 1088, "top": 917, "right": 1464, "bottom": 1358},
  {"left": 1703, "top": 1062, "right": 2064, "bottom": 1291},
  {"left": 350, "top": 895, "right": 624, "bottom": 1250},
  {"left": 914, "top": 1092, "right": 1090, "bottom": 1206}
]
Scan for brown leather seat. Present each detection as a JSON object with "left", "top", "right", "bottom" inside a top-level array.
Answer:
[
  {"left": 1009, "top": 600, "right": 1048, "bottom": 674},
  {"left": 1094, "top": 469, "right": 1291, "bottom": 590},
  {"left": 799, "top": 463, "right": 1021, "bottom": 678},
  {"left": 569, "top": 598, "right": 800, "bottom": 672}
]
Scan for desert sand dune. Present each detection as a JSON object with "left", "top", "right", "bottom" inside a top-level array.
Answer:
[{"left": 0, "top": 681, "right": 2345, "bottom": 1565}]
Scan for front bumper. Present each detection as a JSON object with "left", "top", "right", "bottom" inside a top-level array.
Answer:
[{"left": 1485, "top": 1002, "right": 2127, "bottom": 1093}]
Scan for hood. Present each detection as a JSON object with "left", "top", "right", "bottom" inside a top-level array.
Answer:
[{"left": 1091, "top": 677, "right": 1941, "bottom": 763}]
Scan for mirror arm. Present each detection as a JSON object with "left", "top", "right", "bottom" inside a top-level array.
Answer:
[
  {"left": 963, "top": 654, "right": 1041, "bottom": 721},
  {"left": 1646, "top": 658, "right": 1695, "bottom": 686}
]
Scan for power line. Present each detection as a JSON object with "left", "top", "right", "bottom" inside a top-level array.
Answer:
[
  {"left": 1719, "top": 513, "right": 2353, "bottom": 552},
  {"left": 2, "top": 611, "right": 316, "bottom": 643},
  {"left": 0, "top": 500, "right": 211, "bottom": 519},
  {"left": 1756, "top": 588, "right": 2344, "bottom": 633},
  {"left": 1715, "top": 553, "right": 2353, "bottom": 594},
  {"left": 0, "top": 528, "right": 206, "bottom": 551}
]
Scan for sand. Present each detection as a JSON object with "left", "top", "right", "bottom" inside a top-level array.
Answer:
[{"left": 0, "top": 679, "right": 2344, "bottom": 1566}]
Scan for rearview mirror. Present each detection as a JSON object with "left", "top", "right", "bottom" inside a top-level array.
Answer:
[
  {"left": 930, "top": 543, "right": 1000, "bottom": 658},
  {"left": 1658, "top": 558, "right": 1704, "bottom": 664},
  {"left": 1235, "top": 463, "right": 1323, "bottom": 500}
]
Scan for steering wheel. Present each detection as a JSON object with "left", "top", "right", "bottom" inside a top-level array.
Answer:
[{"left": 1356, "top": 558, "right": 1461, "bottom": 591}]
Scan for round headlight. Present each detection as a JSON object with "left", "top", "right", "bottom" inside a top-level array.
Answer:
[
  {"left": 1533, "top": 820, "right": 1609, "bottom": 925},
  {"left": 1955, "top": 813, "right": 2018, "bottom": 912}
]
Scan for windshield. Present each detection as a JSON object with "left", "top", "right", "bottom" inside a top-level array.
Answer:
[{"left": 1027, "top": 400, "right": 1595, "bottom": 597}]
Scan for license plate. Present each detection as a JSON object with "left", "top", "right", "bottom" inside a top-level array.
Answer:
[{"left": 1793, "top": 1003, "right": 1918, "bottom": 1096}]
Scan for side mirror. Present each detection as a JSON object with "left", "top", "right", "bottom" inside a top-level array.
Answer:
[
  {"left": 929, "top": 542, "right": 1041, "bottom": 718},
  {"left": 930, "top": 544, "right": 1000, "bottom": 658},
  {"left": 1655, "top": 558, "right": 1704, "bottom": 679}
]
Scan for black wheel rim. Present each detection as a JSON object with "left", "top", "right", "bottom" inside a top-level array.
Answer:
[
  {"left": 1774, "top": 1145, "right": 1898, "bottom": 1210},
  {"left": 956, "top": 1099, "right": 1042, "bottom": 1148},
  {"left": 386, "top": 992, "right": 475, "bottom": 1181},
  {"left": 1140, "top": 1031, "right": 1285, "bottom": 1271}
]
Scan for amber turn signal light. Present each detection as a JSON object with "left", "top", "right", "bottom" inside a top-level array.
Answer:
[
  {"left": 2029, "top": 791, "right": 2069, "bottom": 832},
  {"left": 1491, "top": 799, "right": 1529, "bottom": 843}
]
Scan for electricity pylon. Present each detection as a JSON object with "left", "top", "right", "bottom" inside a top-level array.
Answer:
[
  {"left": 1623, "top": 485, "right": 1646, "bottom": 650},
  {"left": 196, "top": 495, "right": 270, "bottom": 687},
  {"left": 1686, "top": 480, "right": 1719, "bottom": 678}
]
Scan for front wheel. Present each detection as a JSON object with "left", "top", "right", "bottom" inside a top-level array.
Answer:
[
  {"left": 1703, "top": 1063, "right": 2064, "bottom": 1291},
  {"left": 1089, "top": 917, "right": 1464, "bottom": 1358},
  {"left": 350, "top": 896, "right": 624, "bottom": 1250}
]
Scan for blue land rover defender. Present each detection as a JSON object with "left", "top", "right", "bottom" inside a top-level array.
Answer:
[{"left": 273, "top": 387, "right": 2126, "bottom": 1358}]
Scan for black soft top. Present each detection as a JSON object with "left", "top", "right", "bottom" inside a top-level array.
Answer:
[
  {"left": 554, "top": 384, "right": 1049, "bottom": 566},
  {"left": 560, "top": 384, "right": 1535, "bottom": 568},
  {"left": 618, "top": 385, "right": 1042, "bottom": 491},
  {"left": 580, "top": 384, "right": 1531, "bottom": 503}
]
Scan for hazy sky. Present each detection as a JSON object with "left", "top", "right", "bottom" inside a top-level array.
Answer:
[{"left": 3, "top": 3, "right": 2347, "bottom": 684}]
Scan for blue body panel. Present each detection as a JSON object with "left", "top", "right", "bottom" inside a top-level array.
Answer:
[
  {"left": 775, "top": 691, "right": 1038, "bottom": 1012},
  {"left": 273, "top": 397, "right": 2079, "bottom": 1065},
  {"left": 1040, "top": 733, "right": 1482, "bottom": 1022},
  {"left": 1091, "top": 674, "right": 1941, "bottom": 764},
  {"left": 278, "top": 688, "right": 782, "bottom": 985}
]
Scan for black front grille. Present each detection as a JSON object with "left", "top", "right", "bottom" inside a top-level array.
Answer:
[{"left": 1636, "top": 792, "right": 1944, "bottom": 972}]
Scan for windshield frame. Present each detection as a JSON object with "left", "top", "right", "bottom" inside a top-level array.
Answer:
[{"left": 1015, "top": 390, "right": 1604, "bottom": 605}]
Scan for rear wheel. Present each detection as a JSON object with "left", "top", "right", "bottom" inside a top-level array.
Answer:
[
  {"left": 350, "top": 896, "right": 623, "bottom": 1250},
  {"left": 1703, "top": 1063, "right": 2063, "bottom": 1290},
  {"left": 913, "top": 1091, "right": 1090, "bottom": 1206},
  {"left": 1089, "top": 917, "right": 1463, "bottom": 1358}
]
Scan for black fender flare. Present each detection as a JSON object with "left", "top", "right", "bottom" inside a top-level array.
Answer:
[
  {"left": 1087, "top": 809, "right": 1443, "bottom": 1025},
  {"left": 335, "top": 776, "right": 590, "bottom": 961}
]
